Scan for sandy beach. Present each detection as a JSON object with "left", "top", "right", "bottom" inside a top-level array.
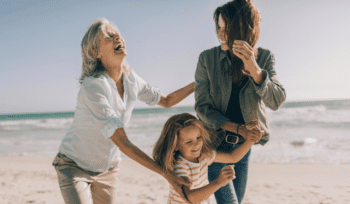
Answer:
[{"left": 0, "top": 156, "right": 349, "bottom": 204}]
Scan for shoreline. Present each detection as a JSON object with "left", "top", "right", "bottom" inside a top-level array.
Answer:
[{"left": 1, "top": 156, "right": 349, "bottom": 204}]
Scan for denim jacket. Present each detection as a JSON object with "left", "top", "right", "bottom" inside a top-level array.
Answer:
[{"left": 195, "top": 46, "right": 286, "bottom": 147}]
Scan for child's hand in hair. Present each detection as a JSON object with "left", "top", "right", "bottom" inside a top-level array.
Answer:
[{"left": 216, "top": 165, "right": 236, "bottom": 187}]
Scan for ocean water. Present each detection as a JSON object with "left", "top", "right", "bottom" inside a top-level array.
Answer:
[{"left": 1, "top": 99, "right": 350, "bottom": 164}]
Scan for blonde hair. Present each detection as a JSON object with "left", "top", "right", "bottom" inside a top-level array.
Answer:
[
  {"left": 79, "top": 18, "right": 132, "bottom": 84},
  {"left": 152, "top": 113, "right": 213, "bottom": 172}
]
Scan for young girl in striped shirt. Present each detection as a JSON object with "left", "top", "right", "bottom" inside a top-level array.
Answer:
[{"left": 153, "top": 113, "right": 261, "bottom": 204}]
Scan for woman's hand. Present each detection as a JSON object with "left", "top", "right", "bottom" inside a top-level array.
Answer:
[
  {"left": 158, "top": 82, "right": 194, "bottom": 108},
  {"left": 245, "top": 120, "right": 260, "bottom": 131},
  {"left": 163, "top": 170, "right": 191, "bottom": 201},
  {"left": 238, "top": 120, "right": 263, "bottom": 143},
  {"left": 232, "top": 40, "right": 263, "bottom": 85}
]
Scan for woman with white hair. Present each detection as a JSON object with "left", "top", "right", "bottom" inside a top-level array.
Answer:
[{"left": 52, "top": 18, "right": 193, "bottom": 204}]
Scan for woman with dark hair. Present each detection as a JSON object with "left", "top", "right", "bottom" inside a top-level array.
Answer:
[
  {"left": 195, "top": 0, "right": 286, "bottom": 203},
  {"left": 52, "top": 18, "right": 193, "bottom": 204}
]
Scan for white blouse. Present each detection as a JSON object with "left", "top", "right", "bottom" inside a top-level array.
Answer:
[{"left": 58, "top": 71, "right": 161, "bottom": 172}]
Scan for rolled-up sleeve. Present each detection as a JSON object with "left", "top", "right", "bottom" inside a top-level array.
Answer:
[
  {"left": 253, "top": 53, "right": 286, "bottom": 111},
  {"left": 195, "top": 54, "right": 229, "bottom": 131},
  {"left": 133, "top": 72, "right": 161, "bottom": 106},
  {"left": 82, "top": 78, "right": 124, "bottom": 139}
]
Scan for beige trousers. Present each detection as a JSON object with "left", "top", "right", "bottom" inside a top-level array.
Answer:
[{"left": 53, "top": 153, "right": 119, "bottom": 204}]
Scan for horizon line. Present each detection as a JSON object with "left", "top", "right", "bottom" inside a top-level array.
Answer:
[{"left": 1, "top": 97, "right": 350, "bottom": 116}]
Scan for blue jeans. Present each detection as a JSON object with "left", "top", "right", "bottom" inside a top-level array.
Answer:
[{"left": 208, "top": 141, "right": 251, "bottom": 204}]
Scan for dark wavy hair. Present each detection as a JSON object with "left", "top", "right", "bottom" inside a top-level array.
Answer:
[{"left": 214, "top": 0, "right": 261, "bottom": 83}]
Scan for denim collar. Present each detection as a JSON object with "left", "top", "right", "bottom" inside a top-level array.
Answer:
[
  {"left": 219, "top": 48, "right": 231, "bottom": 66},
  {"left": 219, "top": 48, "right": 226, "bottom": 62}
]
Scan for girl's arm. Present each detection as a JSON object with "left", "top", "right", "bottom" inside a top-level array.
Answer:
[
  {"left": 157, "top": 82, "right": 194, "bottom": 108},
  {"left": 213, "top": 140, "right": 255, "bottom": 164},
  {"left": 181, "top": 165, "right": 235, "bottom": 203}
]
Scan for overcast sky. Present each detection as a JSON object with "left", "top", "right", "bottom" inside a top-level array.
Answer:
[{"left": 1, "top": 0, "right": 350, "bottom": 114}]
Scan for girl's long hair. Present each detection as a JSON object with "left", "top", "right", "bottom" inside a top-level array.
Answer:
[
  {"left": 214, "top": 0, "right": 261, "bottom": 84},
  {"left": 152, "top": 113, "right": 213, "bottom": 172}
]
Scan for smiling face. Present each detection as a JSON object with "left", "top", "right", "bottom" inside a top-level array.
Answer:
[
  {"left": 176, "top": 125, "right": 204, "bottom": 163},
  {"left": 96, "top": 24, "right": 127, "bottom": 68},
  {"left": 217, "top": 14, "right": 230, "bottom": 51}
]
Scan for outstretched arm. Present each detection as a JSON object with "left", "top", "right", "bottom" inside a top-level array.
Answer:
[
  {"left": 110, "top": 128, "right": 191, "bottom": 201},
  {"left": 157, "top": 82, "right": 194, "bottom": 108}
]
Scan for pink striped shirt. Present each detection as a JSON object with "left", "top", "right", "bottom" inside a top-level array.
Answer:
[{"left": 167, "top": 150, "right": 216, "bottom": 204}]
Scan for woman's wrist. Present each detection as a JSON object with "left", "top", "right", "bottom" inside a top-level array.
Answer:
[
  {"left": 237, "top": 124, "right": 247, "bottom": 139},
  {"left": 250, "top": 67, "right": 263, "bottom": 85},
  {"left": 221, "top": 121, "right": 241, "bottom": 134}
]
